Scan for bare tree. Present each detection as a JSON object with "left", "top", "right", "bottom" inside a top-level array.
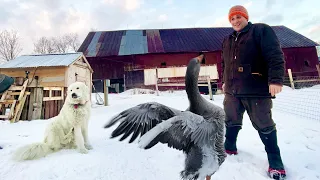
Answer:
[
  {"left": 33, "top": 37, "right": 55, "bottom": 54},
  {"left": 0, "top": 30, "right": 22, "bottom": 61},
  {"left": 33, "top": 33, "right": 81, "bottom": 54},
  {"left": 65, "top": 33, "right": 80, "bottom": 52},
  {"left": 52, "top": 35, "right": 70, "bottom": 53}
]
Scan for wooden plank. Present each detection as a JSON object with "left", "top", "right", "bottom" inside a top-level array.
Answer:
[
  {"left": 8, "top": 100, "right": 16, "bottom": 120},
  {"left": 42, "top": 76, "right": 65, "bottom": 83},
  {"left": 287, "top": 69, "right": 295, "bottom": 89},
  {"left": 293, "top": 79, "right": 320, "bottom": 83},
  {"left": 54, "top": 91, "right": 58, "bottom": 117},
  {"left": 0, "top": 91, "right": 8, "bottom": 109},
  {"left": 40, "top": 81, "right": 65, "bottom": 87},
  {"left": 8, "top": 92, "right": 22, "bottom": 96},
  {"left": 44, "top": 91, "right": 50, "bottom": 119},
  {"left": 49, "top": 89, "right": 52, "bottom": 99},
  {"left": 43, "top": 97, "right": 63, "bottom": 101},
  {"left": 157, "top": 83, "right": 209, "bottom": 87},
  {"left": 0, "top": 100, "right": 16, "bottom": 104},
  {"left": 0, "top": 115, "right": 9, "bottom": 119},
  {"left": 11, "top": 93, "right": 28, "bottom": 123},
  {"left": 21, "top": 93, "right": 29, "bottom": 120},
  {"left": 8, "top": 86, "right": 24, "bottom": 91},
  {"left": 43, "top": 87, "right": 63, "bottom": 91},
  {"left": 28, "top": 88, "right": 36, "bottom": 120},
  {"left": 31, "top": 87, "right": 43, "bottom": 120},
  {"left": 61, "top": 87, "right": 64, "bottom": 100},
  {"left": 18, "top": 79, "right": 29, "bottom": 101},
  {"left": 49, "top": 100, "right": 54, "bottom": 118}
]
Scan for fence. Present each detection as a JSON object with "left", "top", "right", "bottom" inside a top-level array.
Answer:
[
  {"left": 271, "top": 68, "right": 320, "bottom": 121},
  {"left": 153, "top": 68, "right": 320, "bottom": 122}
]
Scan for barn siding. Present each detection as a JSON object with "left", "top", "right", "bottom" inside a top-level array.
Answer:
[
  {"left": 88, "top": 47, "right": 319, "bottom": 92},
  {"left": 282, "top": 47, "right": 319, "bottom": 76}
]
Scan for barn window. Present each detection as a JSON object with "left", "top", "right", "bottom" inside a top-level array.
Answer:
[
  {"left": 304, "top": 60, "right": 310, "bottom": 67},
  {"left": 161, "top": 62, "right": 166, "bottom": 67}
]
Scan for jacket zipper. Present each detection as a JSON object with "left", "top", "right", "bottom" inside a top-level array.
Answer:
[
  {"left": 231, "top": 32, "right": 241, "bottom": 87},
  {"left": 232, "top": 32, "right": 240, "bottom": 60}
]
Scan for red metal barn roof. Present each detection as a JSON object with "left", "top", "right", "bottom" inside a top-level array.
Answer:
[{"left": 78, "top": 26, "right": 319, "bottom": 57}]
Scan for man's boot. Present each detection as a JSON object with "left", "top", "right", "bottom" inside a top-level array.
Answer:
[
  {"left": 258, "top": 129, "right": 286, "bottom": 179},
  {"left": 224, "top": 126, "right": 241, "bottom": 155}
]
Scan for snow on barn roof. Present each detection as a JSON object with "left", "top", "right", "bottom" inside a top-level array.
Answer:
[
  {"left": 0, "top": 52, "right": 84, "bottom": 69},
  {"left": 78, "top": 26, "right": 319, "bottom": 57}
]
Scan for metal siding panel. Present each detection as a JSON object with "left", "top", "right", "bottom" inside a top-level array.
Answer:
[
  {"left": 118, "top": 35, "right": 127, "bottom": 56},
  {"left": 78, "top": 32, "right": 95, "bottom": 55},
  {"left": 143, "top": 35, "right": 148, "bottom": 54},
  {"left": 0, "top": 53, "right": 83, "bottom": 68},
  {"left": 118, "top": 30, "right": 146, "bottom": 55},
  {"left": 78, "top": 26, "right": 319, "bottom": 57},
  {"left": 96, "top": 31, "right": 123, "bottom": 57},
  {"left": 146, "top": 30, "right": 165, "bottom": 53},
  {"left": 86, "top": 32, "right": 102, "bottom": 57},
  {"left": 129, "top": 31, "right": 140, "bottom": 54}
]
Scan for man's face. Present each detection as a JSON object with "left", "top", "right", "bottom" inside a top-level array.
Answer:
[{"left": 230, "top": 14, "right": 248, "bottom": 32}]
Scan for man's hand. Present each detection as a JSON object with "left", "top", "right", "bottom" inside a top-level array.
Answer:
[
  {"left": 222, "top": 83, "right": 225, "bottom": 93},
  {"left": 269, "top": 84, "right": 282, "bottom": 97}
]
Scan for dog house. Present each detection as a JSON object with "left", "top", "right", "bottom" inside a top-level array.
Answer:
[{"left": 0, "top": 52, "right": 93, "bottom": 122}]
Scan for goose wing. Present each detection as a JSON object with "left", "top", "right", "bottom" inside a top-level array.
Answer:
[
  {"left": 137, "top": 111, "right": 222, "bottom": 153},
  {"left": 104, "top": 102, "right": 182, "bottom": 143}
]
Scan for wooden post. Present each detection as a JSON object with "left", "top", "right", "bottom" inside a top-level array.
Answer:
[
  {"left": 104, "top": 79, "right": 109, "bottom": 106},
  {"left": 155, "top": 68, "right": 159, "bottom": 96},
  {"left": 123, "top": 74, "right": 126, "bottom": 91},
  {"left": 287, "top": 69, "right": 295, "bottom": 89},
  {"left": 316, "top": 64, "right": 320, "bottom": 78},
  {"left": 207, "top": 76, "right": 213, "bottom": 100},
  {"left": 28, "top": 87, "right": 43, "bottom": 120}
]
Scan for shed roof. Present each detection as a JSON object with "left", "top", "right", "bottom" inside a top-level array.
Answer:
[
  {"left": 0, "top": 52, "right": 84, "bottom": 69},
  {"left": 78, "top": 25, "right": 319, "bottom": 57}
]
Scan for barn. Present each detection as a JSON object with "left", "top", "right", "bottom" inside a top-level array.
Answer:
[{"left": 77, "top": 26, "right": 320, "bottom": 93}]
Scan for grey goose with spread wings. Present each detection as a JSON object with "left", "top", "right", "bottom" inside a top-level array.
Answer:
[{"left": 104, "top": 55, "right": 226, "bottom": 180}]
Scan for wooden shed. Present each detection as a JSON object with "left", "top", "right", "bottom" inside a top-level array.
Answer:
[{"left": 0, "top": 52, "right": 93, "bottom": 122}]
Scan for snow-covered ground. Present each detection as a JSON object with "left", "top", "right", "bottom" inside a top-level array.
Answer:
[{"left": 1, "top": 87, "right": 320, "bottom": 180}]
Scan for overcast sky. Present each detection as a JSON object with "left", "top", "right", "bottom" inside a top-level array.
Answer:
[{"left": 0, "top": 0, "right": 319, "bottom": 56}]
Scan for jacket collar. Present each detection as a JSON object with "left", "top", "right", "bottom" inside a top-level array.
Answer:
[{"left": 230, "top": 21, "right": 252, "bottom": 36}]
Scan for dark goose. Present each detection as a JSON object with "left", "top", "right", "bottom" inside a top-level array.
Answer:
[{"left": 104, "top": 56, "right": 226, "bottom": 180}]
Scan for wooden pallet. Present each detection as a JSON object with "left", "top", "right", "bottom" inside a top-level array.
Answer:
[{"left": 0, "top": 79, "right": 30, "bottom": 123}]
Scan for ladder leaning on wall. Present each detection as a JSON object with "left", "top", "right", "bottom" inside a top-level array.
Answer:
[{"left": 0, "top": 79, "right": 30, "bottom": 123}]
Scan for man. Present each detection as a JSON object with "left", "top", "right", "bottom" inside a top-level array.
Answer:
[{"left": 221, "top": 5, "right": 286, "bottom": 179}]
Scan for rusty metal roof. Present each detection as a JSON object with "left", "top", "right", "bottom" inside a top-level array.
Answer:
[
  {"left": 0, "top": 52, "right": 83, "bottom": 69},
  {"left": 78, "top": 26, "right": 319, "bottom": 57}
]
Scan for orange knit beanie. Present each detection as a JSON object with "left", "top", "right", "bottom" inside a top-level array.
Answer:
[{"left": 228, "top": 5, "right": 249, "bottom": 22}]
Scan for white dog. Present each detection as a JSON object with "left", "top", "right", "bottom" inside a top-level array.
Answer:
[{"left": 13, "top": 81, "right": 92, "bottom": 161}]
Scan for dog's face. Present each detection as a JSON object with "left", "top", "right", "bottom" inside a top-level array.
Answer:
[{"left": 66, "top": 81, "right": 89, "bottom": 105}]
